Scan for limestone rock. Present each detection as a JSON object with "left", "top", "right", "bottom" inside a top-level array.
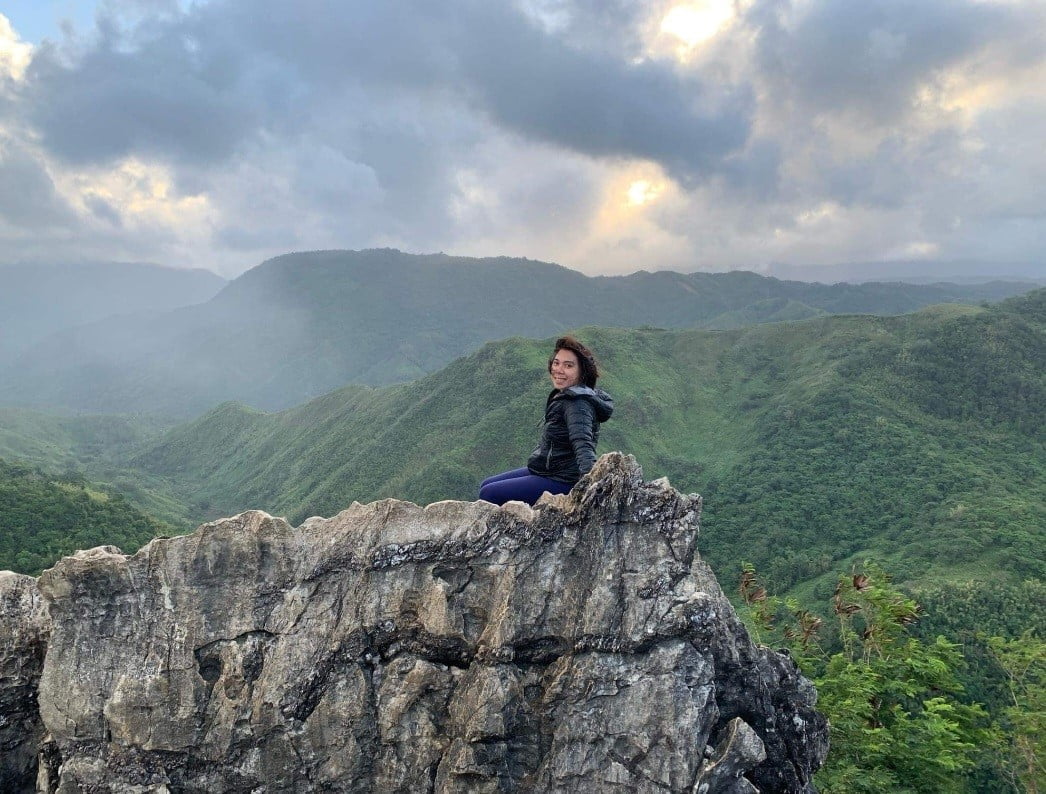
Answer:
[
  {"left": 0, "top": 571, "right": 51, "bottom": 793},
  {"left": 20, "top": 453, "right": 827, "bottom": 792}
]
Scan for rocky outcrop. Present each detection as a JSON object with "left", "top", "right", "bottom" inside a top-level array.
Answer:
[
  {"left": 0, "top": 571, "right": 50, "bottom": 792},
  {"left": 6, "top": 454, "right": 828, "bottom": 792}
]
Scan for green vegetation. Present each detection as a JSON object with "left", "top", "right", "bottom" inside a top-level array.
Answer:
[
  {"left": 0, "top": 458, "right": 173, "bottom": 574},
  {"left": 701, "top": 292, "right": 1044, "bottom": 596},
  {"left": 0, "top": 406, "right": 165, "bottom": 470},
  {"left": 738, "top": 564, "right": 1041, "bottom": 793},
  {"left": 985, "top": 632, "right": 1045, "bottom": 792},
  {"left": 2, "top": 291, "right": 1041, "bottom": 619},
  {"left": 0, "top": 406, "right": 193, "bottom": 528},
  {"left": 120, "top": 290, "right": 1043, "bottom": 602}
]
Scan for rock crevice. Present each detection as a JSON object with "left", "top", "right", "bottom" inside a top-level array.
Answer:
[{"left": 1, "top": 453, "right": 828, "bottom": 792}]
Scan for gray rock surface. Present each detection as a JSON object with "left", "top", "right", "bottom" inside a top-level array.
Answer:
[
  {"left": 15, "top": 453, "right": 827, "bottom": 792},
  {"left": 0, "top": 571, "right": 51, "bottom": 793}
]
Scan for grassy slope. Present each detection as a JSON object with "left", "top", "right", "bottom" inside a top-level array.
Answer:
[
  {"left": 129, "top": 292, "right": 1044, "bottom": 608},
  {"left": 0, "top": 407, "right": 163, "bottom": 466}
]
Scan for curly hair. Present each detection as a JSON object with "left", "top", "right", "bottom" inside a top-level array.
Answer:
[{"left": 548, "top": 335, "right": 600, "bottom": 387}]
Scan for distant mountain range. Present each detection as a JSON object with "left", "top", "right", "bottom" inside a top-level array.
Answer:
[
  {"left": 0, "top": 261, "right": 226, "bottom": 365},
  {"left": 764, "top": 259, "right": 1045, "bottom": 284},
  {"left": 0, "top": 249, "right": 1037, "bottom": 418}
]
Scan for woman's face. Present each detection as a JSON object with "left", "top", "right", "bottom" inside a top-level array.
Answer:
[{"left": 550, "top": 348, "right": 581, "bottom": 390}]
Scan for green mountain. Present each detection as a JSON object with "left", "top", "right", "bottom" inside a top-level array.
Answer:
[
  {"left": 126, "top": 290, "right": 1044, "bottom": 605},
  {"left": 0, "top": 249, "right": 1034, "bottom": 418},
  {"left": 0, "top": 407, "right": 190, "bottom": 528},
  {"left": 0, "top": 458, "right": 172, "bottom": 574},
  {"left": 700, "top": 296, "right": 828, "bottom": 329},
  {"left": 0, "top": 406, "right": 162, "bottom": 467},
  {"left": 0, "top": 261, "right": 225, "bottom": 365}
]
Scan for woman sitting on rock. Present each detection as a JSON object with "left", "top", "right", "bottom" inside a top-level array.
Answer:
[{"left": 479, "top": 335, "right": 613, "bottom": 506}]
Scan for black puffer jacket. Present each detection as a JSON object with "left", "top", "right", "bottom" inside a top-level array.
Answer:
[{"left": 526, "top": 386, "right": 614, "bottom": 483}]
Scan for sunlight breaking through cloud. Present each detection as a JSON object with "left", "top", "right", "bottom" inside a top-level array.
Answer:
[{"left": 660, "top": 1, "right": 736, "bottom": 47}]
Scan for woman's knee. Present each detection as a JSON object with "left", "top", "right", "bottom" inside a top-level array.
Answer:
[
  {"left": 480, "top": 478, "right": 516, "bottom": 504},
  {"left": 480, "top": 467, "right": 528, "bottom": 488}
]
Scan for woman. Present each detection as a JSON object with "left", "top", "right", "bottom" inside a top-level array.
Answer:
[{"left": 479, "top": 336, "right": 613, "bottom": 506}]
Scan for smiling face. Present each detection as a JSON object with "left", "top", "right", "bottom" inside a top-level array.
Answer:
[{"left": 549, "top": 348, "right": 581, "bottom": 390}]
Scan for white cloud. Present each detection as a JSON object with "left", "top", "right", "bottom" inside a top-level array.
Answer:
[{"left": 0, "top": 14, "right": 33, "bottom": 81}]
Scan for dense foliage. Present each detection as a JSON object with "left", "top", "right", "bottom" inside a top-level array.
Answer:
[
  {"left": 985, "top": 632, "right": 1046, "bottom": 792},
  {"left": 737, "top": 564, "right": 1041, "bottom": 793},
  {"left": 702, "top": 292, "right": 1045, "bottom": 595},
  {"left": 0, "top": 406, "right": 188, "bottom": 528},
  {"left": 0, "top": 458, "right": 172, "bottom": 574}
]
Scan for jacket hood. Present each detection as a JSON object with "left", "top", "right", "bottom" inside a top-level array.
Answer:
[{"left": 559, "top": 385, "right": 614, "bottom": 422}]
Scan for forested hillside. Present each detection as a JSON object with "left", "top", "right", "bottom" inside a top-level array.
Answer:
[
  {"left": 1, "top": 249, "right": 1034, "bottom": 417},
  {"left": 0, "top": 459, "right": 171, "bottom": 574},
  {"left": 705, "top": 289, "right": 1044, "bottom": 594}
]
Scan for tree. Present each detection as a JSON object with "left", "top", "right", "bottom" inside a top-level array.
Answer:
[
  {"left": 739, "top": 563, "right": 994, "bottom": 793},
  {"left": 985, "top": 632, "right": 1045, "bottom": 793}
]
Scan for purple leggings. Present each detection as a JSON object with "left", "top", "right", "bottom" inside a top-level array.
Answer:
[{"left": 478, "top": 467, "right": 573, "bottom": 506}]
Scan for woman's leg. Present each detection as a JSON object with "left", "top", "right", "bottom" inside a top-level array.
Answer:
[
  {"left": 479, "top": 473, "right": 572, "bottom": 506},
  {"left": 480, "top": 467, "right": 531, "bottom": 488}
]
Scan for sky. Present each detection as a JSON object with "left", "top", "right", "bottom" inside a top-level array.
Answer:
[{"left": 1, "top": 0, "right": 1044, "bottom": 280}]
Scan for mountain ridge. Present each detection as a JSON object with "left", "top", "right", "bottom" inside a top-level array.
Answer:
[{"left": 0, "top": 249, "right": 1036, "bottom": 418}]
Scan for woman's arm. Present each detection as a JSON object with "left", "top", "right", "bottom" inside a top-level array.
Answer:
[{"left": 563, "top": 398, "right": 598, "bottom": 475}]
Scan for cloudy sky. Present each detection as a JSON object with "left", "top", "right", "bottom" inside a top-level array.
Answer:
[{"left": 1, "top": 0, "right": 1044, "bottom": 279}]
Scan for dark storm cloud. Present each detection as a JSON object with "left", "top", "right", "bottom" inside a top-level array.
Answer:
[
  {"left": 716, "top": 138, "right": 783, "bottom": 198},
  {"left": 751, "top": 0, "right": 1028, "bottom": 122},
  {"left": 517, "top": 0, "right": 652, "bottom": 56},
  {"left": 453, "top": 2, "right": 754, "bottom": 183},
  {"left": 23, "top": 19, "right": 263, "bottom": 166},
  {"left": 16, "top": 0, "right": 753, "bottom": 184}
]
